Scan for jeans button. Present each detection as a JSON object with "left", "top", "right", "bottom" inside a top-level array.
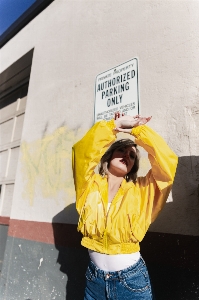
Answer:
[{"left": 105, "top": 273, "right": 111, "bottom": 280}]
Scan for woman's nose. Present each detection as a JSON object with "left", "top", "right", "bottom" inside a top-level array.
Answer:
[{"left": 124, "top": 151, "right": 129, "bottom": 158}]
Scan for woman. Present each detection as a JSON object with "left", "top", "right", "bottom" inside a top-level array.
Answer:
[{"left": 72, "top": 113, "right": 178, "bottom": 300}]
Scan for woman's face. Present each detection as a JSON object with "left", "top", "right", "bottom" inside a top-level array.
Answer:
[{"left": 108, "top": 146, "right": 136, "bottom": 176}]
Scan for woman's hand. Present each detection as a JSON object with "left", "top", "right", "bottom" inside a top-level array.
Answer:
[{"left": 114, "top": 112, "right": 152, "bottom": 133}]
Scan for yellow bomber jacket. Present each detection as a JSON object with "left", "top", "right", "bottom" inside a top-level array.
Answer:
[{"left": 72, "top": 120, "right": 178, "bottom": 254}]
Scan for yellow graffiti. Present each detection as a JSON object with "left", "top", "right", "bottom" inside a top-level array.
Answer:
[
  {"left": 21, "top": 127, "right": 152, "bottom": 205},
  {"left": 21, "top": 126, "right": 83, "bottom": 205}
]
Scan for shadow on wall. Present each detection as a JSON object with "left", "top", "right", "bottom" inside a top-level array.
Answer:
[
  {"left": 150, "top": 155, "right": 199, "bottom": 235},
  {"left": 52, "top": 204, "right": 89, "bottom": 300},
  {"left": 142, "top": 156, "right": 199, "bottom": 300},
  {"left": 52, "top": 156, "right": 199, "bottom": 300}
]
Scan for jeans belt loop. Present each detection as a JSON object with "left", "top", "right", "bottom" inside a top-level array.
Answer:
[
  {"left": 118, "top": 270, "right": 122, "bottom": 280},
  {"left": 95, "top": 268, "right": 98, "bottom": 278}
]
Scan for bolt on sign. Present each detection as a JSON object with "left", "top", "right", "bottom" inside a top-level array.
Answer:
[{"left": 94, "top": 58, "right": 139, "bottom": 123}]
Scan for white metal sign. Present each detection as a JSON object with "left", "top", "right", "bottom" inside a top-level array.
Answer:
[{"left": 94, "top": 58, "right": 139, "bottom": 123}]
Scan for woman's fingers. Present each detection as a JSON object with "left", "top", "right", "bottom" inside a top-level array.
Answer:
[
  {"left": 114, "top": 112, "right": 120, "bottom": 120},
  {"left": 138, "top": 116, "right": 152, "bottom": 125},
  {"left": 114, "top": 128, "right": 132, "bottom": 133}
]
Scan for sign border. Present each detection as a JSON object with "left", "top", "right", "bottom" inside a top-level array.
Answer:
[{"left": 94, "top": 57, "right": 139, "bottom": 123}]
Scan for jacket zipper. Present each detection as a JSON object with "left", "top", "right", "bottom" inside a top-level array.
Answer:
[{"left": 103, "top": 189, "right": 120, "bottom": 251}]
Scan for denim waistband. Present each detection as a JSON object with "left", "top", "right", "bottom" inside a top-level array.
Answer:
[{"left": 89, "top": 256, "right": 146, "bottom": 281}]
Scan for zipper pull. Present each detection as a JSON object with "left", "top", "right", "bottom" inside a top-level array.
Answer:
[{"left": 103, "top": 229, "right": 108, "bottom": 251}]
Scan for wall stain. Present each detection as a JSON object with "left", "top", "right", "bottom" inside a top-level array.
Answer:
[{"left": 21, "top": 126, "right": 83, "bottom": 205}]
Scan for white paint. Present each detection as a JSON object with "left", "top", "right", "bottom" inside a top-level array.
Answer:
[
  {"left": 166, "top": 191, "right": 173, "bottom": 203},
  {"left": 38, "top": 258, "right": 43, "bottom": 269}
]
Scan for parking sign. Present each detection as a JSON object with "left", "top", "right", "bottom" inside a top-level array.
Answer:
[{"left": 94, "top": 58, "right": 139, "bottom": 123}]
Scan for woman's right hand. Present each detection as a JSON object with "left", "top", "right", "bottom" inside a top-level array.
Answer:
[{"left": 114, "top": 112, "right": 152, "bottom": 133}]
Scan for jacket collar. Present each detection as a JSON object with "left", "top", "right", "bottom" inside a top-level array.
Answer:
[{"left": 94, "top": 174, "right": 134, "bottom": 203}]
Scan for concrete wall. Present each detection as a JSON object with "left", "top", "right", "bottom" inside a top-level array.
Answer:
[
  {"left": 1, "top": 0, "right": 199, "bottom": 234},
  {"left": 0, "top": 0, "right": 199, "bottom": 298}
]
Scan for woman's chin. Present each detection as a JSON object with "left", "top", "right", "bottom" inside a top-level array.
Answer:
[{"left": 108, "top": 167, "right": 128, "bottom": 177}]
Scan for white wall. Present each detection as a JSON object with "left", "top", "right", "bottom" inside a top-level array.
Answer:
[{"left": 1, "top": 0, "right": 199, "bottom": 234}]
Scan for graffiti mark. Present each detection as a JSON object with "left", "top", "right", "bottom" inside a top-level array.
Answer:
[{"left": 21, "top": 126, "right": 83, "bottom": 205}]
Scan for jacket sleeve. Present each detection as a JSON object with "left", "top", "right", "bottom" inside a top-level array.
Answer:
[
  {"left": 72, "top": 120, "right": 116, "bottom": 212},
  {"left": 132, "top": 125, "right": 178, "bottom": 223}
]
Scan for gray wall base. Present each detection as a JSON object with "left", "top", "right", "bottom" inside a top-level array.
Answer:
[{"left": 0, "top": 236, "right": 89, "bottom": 300}]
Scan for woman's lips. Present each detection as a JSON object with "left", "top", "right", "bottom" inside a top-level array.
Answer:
[{"left": 120, "top": 158, "right": 128, "bottom": 166}]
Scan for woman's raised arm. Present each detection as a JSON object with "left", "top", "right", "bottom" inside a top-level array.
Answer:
[
  {"left": 113, "top": 113, "right": 178, "bottom": 223},
  {"left": 72, "top": 120, "right": 116, "bottom": 207},
  {"left": 132, "top": 124, "right": 178, "bottom": 223}
]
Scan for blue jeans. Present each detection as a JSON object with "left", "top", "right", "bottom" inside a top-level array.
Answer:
[{"left": 84, "top": 256, "right": 153, "bottom": 300}]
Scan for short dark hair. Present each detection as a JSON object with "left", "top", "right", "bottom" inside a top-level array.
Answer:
[{"left": 99, "top": 139, "right": 140, "bottom": 183}]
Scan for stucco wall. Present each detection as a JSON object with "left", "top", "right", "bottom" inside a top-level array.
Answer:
[{"left": 0, "top": 0, "right": 199, "bottom": 234}]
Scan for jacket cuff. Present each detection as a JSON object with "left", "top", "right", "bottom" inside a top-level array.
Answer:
[
  {"left": 131, "top": 125, "right": 145, "bottom": 137},
  {"left": 106, "top": 119, "right": 116, "bottom": 131}
]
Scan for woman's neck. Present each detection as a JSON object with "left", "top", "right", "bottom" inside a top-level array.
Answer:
[
  {"left": 107, "top": 172, "right": 123, "bottom": 203},
  {"left": 107, "top": 172, "right": 123, "bottom": 188}
]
